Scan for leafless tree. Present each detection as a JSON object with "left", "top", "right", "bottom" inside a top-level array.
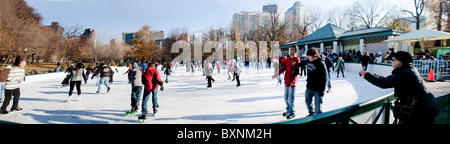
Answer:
[
  {"left": 403, "top": 0, "right": 426, "bottom": 30},
  {"left": 351, "top": 0, "right": 392, "bottom": 29}
]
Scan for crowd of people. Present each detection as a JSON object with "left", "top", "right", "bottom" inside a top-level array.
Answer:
[{"left": 0, "top": 47, "right": 442, "bottom": 124}]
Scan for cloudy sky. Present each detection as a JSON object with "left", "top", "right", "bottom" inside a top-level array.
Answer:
[{"left": 25, "top": 0, "right": 415, "bottom": 43}]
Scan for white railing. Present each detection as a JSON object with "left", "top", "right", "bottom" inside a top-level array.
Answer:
[{"left": 412, "top": 60, "right": 450, "bottom": 79}]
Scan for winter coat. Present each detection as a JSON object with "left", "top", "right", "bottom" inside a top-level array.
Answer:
[
  {"left": 359, "top": 55, "right": 373, "bottom": 66},
  {"left": 5, "top": 67, "right": 25, "bottom": 90},
  {"left": 335, "top": 59, "right": 345, "bottom": 70},
  {"left": 70, "top": 68, "right": 87, "bottom": 83},
  {"left": 142, "top": 67, "right": 163, "bottom": 91},
  {"left": 278, "top": 56, "right": 300, "bottom": 88},
  {"left": 130, "top": 67, "right": 143, "bottom": 87},
  {"left": 93, "top": 66, "right": 114, "bottom": 78},
  {"left": 234, "top": 64, "right": 242, "bottom": 76},
  {"left": 306, "top": 58, "right": 328, "bottom": 95},
  {"left": 324, "top": 57, "right": 334, "bottom": 72},
  {"left": 364, "top": 64, "right": 439, "bottom": 122},
  {"left": 205, "top": 63, "right": 213, "bottom": 77},
  {"left": 164, "top": 63, "right": 171, "bottom": 75}
]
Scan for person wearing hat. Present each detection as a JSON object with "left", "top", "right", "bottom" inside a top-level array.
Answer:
[
  {"left": 126, "top": 62, "right": 144, "bottom": 115},
  {"left": 360, "top": 51, "right": 440, "bottom": 124}
]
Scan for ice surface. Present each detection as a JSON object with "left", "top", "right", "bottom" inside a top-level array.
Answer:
[{"left": 0, "top": 64, "right": 393, "bottom": 124}]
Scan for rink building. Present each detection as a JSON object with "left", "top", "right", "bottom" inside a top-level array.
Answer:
[{"left": 280, "top": 23, "right": 406, "bottom": 57}]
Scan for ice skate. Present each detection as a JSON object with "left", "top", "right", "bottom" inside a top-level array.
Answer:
[
  {"left": 286, "top": 114, "right": 295, "bottom": 120},
  {"left": 125, "top": 108, "right": 137, "bottom": 116},
  {"left": 138, "top": 112, "right": 148, "bottom": 122},
  {"left": 67, "top": 96, "right": 72, "bottom": 103},
  {"left": 77, "top": 95, "right": 81, "bottom": 101},
  {"left": 153, "top": 106, "right": 158, "bottom": 115},
  {"left": 10, "top": 107, "right": 23, "bottom": 112}
]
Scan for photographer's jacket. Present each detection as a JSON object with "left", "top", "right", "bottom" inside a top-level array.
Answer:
[{"left": 364, "top": 64, "right": 439, "bottom": 119}]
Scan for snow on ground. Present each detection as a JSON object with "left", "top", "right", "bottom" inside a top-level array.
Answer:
[{"left": 0, "top": 64, "right": 393, "bottom": 124}]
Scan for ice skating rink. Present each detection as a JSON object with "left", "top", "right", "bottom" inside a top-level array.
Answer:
[{"left": 0, "top": 64, "right": 394, "bottom": 124}]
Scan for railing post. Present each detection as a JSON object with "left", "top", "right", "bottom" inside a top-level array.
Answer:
[{"left": 383, "top": 101, "right": 391, "bottom": 124}]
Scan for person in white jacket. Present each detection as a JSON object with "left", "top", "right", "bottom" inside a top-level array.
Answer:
[
  {"left": 205, "top": 62, "right": 214, "bottom": 88},
  {"left": 67, "top": 62, "right": 87, "bottom": 103},
  {"left": 234, "top": 63, "right": 242, "bottom": 87}
]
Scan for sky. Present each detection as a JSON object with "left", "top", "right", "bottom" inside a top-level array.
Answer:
[{"left": 25, "top": 0, "right": 415, "bottom": 43}]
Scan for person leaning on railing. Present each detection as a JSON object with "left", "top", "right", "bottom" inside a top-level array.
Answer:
[{"left": 359, "top": 51, "right": 440, "bottom": 124}]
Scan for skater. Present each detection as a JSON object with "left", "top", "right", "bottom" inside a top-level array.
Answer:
[
  {"left": 234, "top": 63, "right": 242, "bottom": 87},
  {"left": 205, "top": 62, "right": 214, "bottom": 88},
  {"left": 360, "top": 51, "right": 439, "bottom": 124},
  {"left": 335, "top": 56, "right": 345, "bottom": 78},
  {"left": 299, "top": 55, "right": 307, "bottom": 77},
  {"left": 109, "top": 62, "right": 118, "bottom": 84},
  {"left": 93, "top": 63, "right": 113, "bottom": 93},
  {"left": 359, "top": 51, "right": 373, "bottom": 71},
  {"left": 272, "top": 58, "right": 281, "bottom": 85},
  {"left": 305, "top": 48, "right": 328, "bottom": 116},
  {"left": 322, "top": 52, "right": 334, "bottom": 93},
  {"left": 123, "top": 63, "right": 133, "bottom": 84},
  {"left": 67, "top": 62, "right": 87, "bottom": 103},
  {"left": 140, "top": 62, "right": 164, "bottom": 120},
  {"left": 164, "top": 62, "right": 171, "bottom": 83},
  {"left": 127, "top": 63, "right": 144, "bottom": 115},
  {"left": 271, "top": 46, "right": 300, "bottom": 119},
  {"left": 1, "top": 57, "right": 26, "bottom": 114},
  {"left": 226, "top": 59, "right": 234, "bottom": 80}
]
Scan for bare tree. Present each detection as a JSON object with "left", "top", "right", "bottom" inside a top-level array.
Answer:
[
  {"left": 258, "top": 5, "right": 288, "bottom": 55},
  {"left": 62, "top": 24, "right": 83, "bottom": 66},
  {"left": 351, "top": 0, "right": 392, "bottom": 29},
  {"left": 403, "top": 0, "right": 426, "bottom": 30},
  {"left": 309, "top": 7, "right": 327, "bottom": 32}
]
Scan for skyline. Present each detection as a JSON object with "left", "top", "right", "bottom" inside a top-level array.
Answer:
[{"left": 25, "top": 0, "right": 414, "bottom": 44}]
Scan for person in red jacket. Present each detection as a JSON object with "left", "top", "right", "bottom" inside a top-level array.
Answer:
[
  {"left": 271, "top": 46, "right": 301, "bottom": 119},
  {"left": 140, "top": 62, "right": 164, "bottom": 120}
]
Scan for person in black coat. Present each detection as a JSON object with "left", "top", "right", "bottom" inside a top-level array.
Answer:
[
  {"left": 359, "top": 52, "right": 373, "bottom": 71},
  {"left": 360, "top": 51, "right": 439, "bottom": 124}
]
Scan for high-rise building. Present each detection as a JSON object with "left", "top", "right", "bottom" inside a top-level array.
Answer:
[
  {"left": 285, "top": 2, "right": 307, "bottom": 33},
  {"left": 122, "top": 32, "right": 136, "bottom": 45},
  {"left": 81, "top": 28, "right": 96, "bottom": 44},
  {"left": 263, "top": 4, "right": 279, "bottom": 13},
  {"left": 232, "top": 11, "right": 270, "bottom": 38},
  {"left": 150, "top": 31, "right": 165, "bottom": 41},
  {"left": 122, "top": 30, "right": 165, "bottom": 46},
  {"left": 232, "top": 4, "right": 287, "bottom": 39}
]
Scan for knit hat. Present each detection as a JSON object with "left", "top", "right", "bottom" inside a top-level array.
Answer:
[{"left": 393, "top": 51, "right": 412, "bottom": 64}]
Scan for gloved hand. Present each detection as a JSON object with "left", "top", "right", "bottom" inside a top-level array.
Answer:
[
  {"left": 319, "top": 92, "right": 324, "bottom": 97},
  {"left": 160, "top": 85, "right": 164, "bottom": 91}
]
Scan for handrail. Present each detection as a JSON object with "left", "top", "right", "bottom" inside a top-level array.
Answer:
[
  {"left": 276, "top": 92, "right": 395, "bottom": 124},
  {"left": 276, "top": 92, "right": 450, "bottom": 124}
]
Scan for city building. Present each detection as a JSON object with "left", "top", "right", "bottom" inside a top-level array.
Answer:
[
  {"left": 46, "top": 22, "right": 64, "bottom": 36},
  {"left": 232, "top": 11, "right": 270, "bottom": 39},
  {"left": 284, "top": 2, "right": 307, "bottom": 33},
  {"left": 122, "top": 32, "right": 136, "bottom": 45},
  {"left": 150, "top": 30, "right": 165, "bottom": 41},
  {"left": 122, "top": 30, "right": 165, "bottom": 47},
  {"left": 80, "top": 28, "right": 96, "bottom": 44}
]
